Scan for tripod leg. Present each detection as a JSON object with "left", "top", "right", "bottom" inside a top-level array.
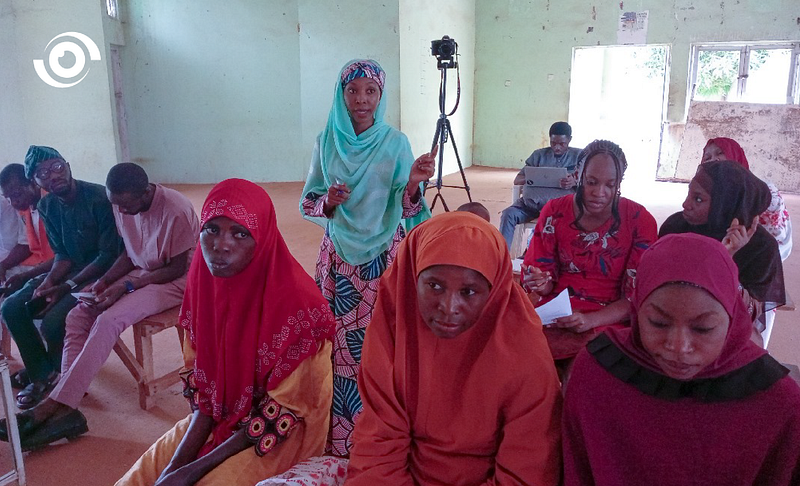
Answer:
[
  {"left": 430, "top": 118, "right": 446, "bottom": 191},
  {"left": 430, "top": 192, "right": 450, "bottom": 212},
  {"left": 443, "top": 119, "right": 472, "bottom": 202}
]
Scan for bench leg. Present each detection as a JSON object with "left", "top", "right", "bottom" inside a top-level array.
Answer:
[
  {"left": 134, "top": 325, "right": 155, "bottom": 411},
  {"left": 113, "top": 315, "right": 185, "bottom": 412}
]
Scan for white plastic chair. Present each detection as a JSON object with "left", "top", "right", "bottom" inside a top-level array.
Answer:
[{"left": 509, "top": 185, "right": 537, "bottom": 259}]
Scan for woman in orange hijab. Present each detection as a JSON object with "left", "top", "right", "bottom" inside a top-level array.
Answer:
[{"left": 346, "top": 212, "right": 562, "bottom": 486}]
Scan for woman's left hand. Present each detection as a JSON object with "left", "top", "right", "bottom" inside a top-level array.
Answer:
[
  {"left": 408, "top": 145, "right": 438, "bottom": 187},
  {"left": 552, "top": 311, "right": 597, "bottom": 334}
]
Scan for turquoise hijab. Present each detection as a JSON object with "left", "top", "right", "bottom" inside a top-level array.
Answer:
[{"left": 301, "top": 59, "right": 430, "bottom": 265}]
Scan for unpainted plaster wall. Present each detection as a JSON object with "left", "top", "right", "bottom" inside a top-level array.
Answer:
[
  {"left": 675, "top": 101, "right": 800, "bottom": 192},
  {"left": 473, "top": 0, "right": 800, "bottom": 169}
]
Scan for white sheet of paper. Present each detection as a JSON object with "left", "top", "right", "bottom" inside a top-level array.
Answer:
[
  {"left": 535, "top": 288, "right": 572, "bottom": 325},
  {"left": 71, "top": 292, "right": 95, "bottom": 300}
]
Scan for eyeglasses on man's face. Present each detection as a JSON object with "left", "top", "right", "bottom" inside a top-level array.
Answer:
[{"left": 34, "top": 160, "right": 67, "bottom": 180}]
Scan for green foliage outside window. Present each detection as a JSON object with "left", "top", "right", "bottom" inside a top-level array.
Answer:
[{"left": 695, "top": 50, "right": 769, "bottom": 100}]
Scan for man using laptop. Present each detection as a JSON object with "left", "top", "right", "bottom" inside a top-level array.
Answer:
[{"left": 499, "top": 121, "right": 582, "bottom": 250}]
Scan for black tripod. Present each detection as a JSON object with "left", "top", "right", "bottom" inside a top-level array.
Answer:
[{"left": 426, "top": 61, "right": 471, "bottom": 211}]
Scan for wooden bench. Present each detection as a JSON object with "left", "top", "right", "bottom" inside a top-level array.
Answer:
[{"left": 113, "top": 307, "right": 184, "bottom": 410}]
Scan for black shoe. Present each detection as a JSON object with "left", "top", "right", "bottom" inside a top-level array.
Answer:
[
  {"left": 21, "top": 409, "right": 88, "bottom": 451},
  {"left": 0, "top": 411, "right": 37, "bottom": 442}
]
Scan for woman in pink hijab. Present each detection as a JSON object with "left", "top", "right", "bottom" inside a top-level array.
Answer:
[{"left": 563, "top": 233, "right": 800, "bottom": 485}]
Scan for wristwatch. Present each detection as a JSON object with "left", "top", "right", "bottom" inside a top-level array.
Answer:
[
  {"left": 65, "top": 279, "right": 78, "bottom": 290},
  {"left": 124, "top": 280, "right": 135, "bottom": 294}
]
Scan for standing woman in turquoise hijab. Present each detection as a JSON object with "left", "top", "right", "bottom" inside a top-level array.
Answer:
[{"left": 300, "top": 59, "right": 434, "bottom": 457}]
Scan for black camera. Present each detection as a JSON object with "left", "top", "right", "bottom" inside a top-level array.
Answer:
[{"left": 431, "top": 36, "right": 457, "bottom": 65}]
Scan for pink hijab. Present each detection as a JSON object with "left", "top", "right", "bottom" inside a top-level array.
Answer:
[{"left": 605, "top": 233, "right": 766, "bottom": 379}]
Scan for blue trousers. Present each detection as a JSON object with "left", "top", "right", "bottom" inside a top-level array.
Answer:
[{"left": 499, "top": 199, "right": 543, "bottom": 249}]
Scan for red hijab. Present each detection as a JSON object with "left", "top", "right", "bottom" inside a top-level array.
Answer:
[
  {"left": 704, "top": 137, "right": 749, "bottom": 169},
  {"left": 606, "top": 233, "right": 766, "bottom": 379},
  {"left": 180, "top": 179, "right": 335, "bottom": 456}
]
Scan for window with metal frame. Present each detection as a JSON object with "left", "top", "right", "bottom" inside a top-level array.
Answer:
[
  {"left": 106, "top": 0, "right": 118, "bottom": 19},
  {"left": 689, "top": 42, "right": 800, "bottom": 105}
]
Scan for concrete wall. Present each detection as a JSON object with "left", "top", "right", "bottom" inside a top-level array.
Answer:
[
  {"left": 120, "top": 0, "right": 305, "bottom": 183},
  {"left": 674, "top": 101, "right": 800, "bottom": 191},
  {"left": 0, "top": 0, "right": 119, "bottom": 183},
  {"left": 399, "top": 0, "right": 475, "bottom": 176},
  {"left": 0, "top": 3, "right": 26, "bottom": 165},
  {"left": 298, "top": 1, "right": 402, "bottom": 176},
  {"left": 473, "top": 0, "right": 800, "bottom": 169},
  {"left": 118, "top": 0, "right": 406, "bottom": 184}
]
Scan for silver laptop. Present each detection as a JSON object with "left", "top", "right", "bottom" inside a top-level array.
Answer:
[{"left": 523, "top": 166, "right": 568, "bottom": 189}]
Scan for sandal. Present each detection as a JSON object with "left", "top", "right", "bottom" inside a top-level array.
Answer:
[
  {"left": 16, "top": 374, "right": 57, "bottom": 410},
  {"left": 9, "top": 369, "right": 30, "bottom": 390}
]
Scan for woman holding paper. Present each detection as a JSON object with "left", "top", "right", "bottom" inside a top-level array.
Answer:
[{"left": 521, "top": 140, "right": 657, "bottom": 383}]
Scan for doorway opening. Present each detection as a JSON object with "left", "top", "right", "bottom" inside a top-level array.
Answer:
[{"left": 568, "top": 45, "right": 670, "bottom": 193}]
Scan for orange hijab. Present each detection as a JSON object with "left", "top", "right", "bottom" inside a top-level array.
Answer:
[{"left": 347, "top": 212, "right": 562, "bottom": 486}]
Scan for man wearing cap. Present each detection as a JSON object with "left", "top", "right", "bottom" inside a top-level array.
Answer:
[
  {"left": 1, "top": 146, "right": 121, "bottom": 410},
  {"left": 499, "top": 121, "right": 582, "bottom": 250},
  {"left": 6, "top": 163, "right": 200, "bottom": 446}
]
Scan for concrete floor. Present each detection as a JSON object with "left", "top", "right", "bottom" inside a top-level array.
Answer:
[{"left": 2, "top": 166, "right": 797, "bottom": 485}]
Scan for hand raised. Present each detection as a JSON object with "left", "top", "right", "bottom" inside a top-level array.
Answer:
[
  {"left": 409, "top": 144, "right": 438, "bottom": 186},
  {"left": 722, "top": 216, "right": 758, "bottom": 256}
]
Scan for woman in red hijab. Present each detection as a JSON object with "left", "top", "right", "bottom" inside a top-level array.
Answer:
[
  {"left": 346, "top": 212, "right": 562, "bottom": 486},
  {"left": 563, "top": 233, "right": 800, "bottom": 485},
  {"left": 117, "top": 179, "right": 336, "bottom": 486}
]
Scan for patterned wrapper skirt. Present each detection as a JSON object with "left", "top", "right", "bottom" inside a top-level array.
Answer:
[{"left": 314, "top": 226, "right": 405, "bottom": 456}]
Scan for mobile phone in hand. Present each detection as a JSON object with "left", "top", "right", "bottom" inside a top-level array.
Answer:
[
  {"left": 72, "top": 292, "right": 97, "bottom": 306},
  {"left": 25, "top": 295, "right": 48, "bottom": 317}
]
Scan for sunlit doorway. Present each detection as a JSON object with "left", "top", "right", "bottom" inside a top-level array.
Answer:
[{"left": 568, "top": 45, "right": 670, "bottom": 192}]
